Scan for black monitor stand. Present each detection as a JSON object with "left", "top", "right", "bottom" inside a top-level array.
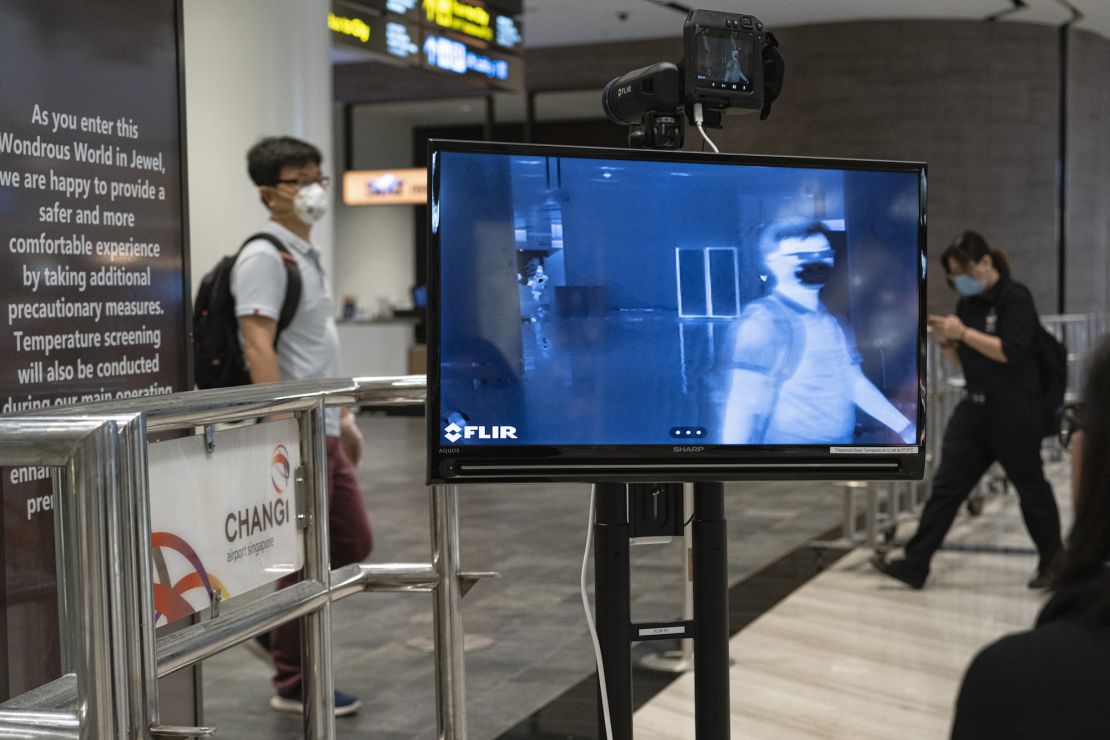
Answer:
[{"left": 593, "top": 481, "right": 730, "bottom": 739}]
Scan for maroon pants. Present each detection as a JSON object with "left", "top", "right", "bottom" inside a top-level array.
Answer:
[{"left": 270, "top": 436, "right": 372, "bottom": 696}]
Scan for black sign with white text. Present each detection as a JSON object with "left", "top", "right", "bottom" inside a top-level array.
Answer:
[{"left": 0, "top": 0, "right": 189, "bottom": 697}]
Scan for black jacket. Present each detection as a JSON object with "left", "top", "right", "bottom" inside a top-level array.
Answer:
[
  {"left": 951, "top": 574, "right": 1110, "bottom": 738},
  {"left": 955, "top": 276, "right": 1041, "bottom": 398}
]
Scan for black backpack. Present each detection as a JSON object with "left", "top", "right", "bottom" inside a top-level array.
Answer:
[
  {"left": 193, "top": 233, "right": 302, "bottom": 389},
  {"left": 1032, "top": 325, "right": 1068, "bottom": 438}
]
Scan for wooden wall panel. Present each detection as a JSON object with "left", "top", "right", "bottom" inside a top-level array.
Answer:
[
  {"left": 1066, "top": 29, "right": 1110, "bottom": 314},
  {"left": 707, "top": 21, "right": 1060, "bottom": 314}
]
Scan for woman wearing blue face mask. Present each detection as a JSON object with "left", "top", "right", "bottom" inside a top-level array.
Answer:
[{"left": 872, "top": 231, "right": 1062, "bottom": 589}]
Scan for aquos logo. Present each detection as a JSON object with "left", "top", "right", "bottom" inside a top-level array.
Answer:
[
  {"left": 271, "top": 444, "right": 291, "bottom": 494},
  {"left": 443, "top": 422, "right": 518, "bottom": 443}
]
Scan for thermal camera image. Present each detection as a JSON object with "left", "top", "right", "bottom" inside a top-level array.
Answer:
[
  {"left": 699, "top": 34, "right": 751, "bottom": 88},
  {"left": 434, "top": 151, "right": 922, "bottom": 447}
]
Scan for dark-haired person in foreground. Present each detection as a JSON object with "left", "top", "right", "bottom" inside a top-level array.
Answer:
[
  {"left": 950, "top": 338, "right": 1109, "bottom": 738},
  {"left": 872, "top": 231, "right": 1061, "bottom": 589},
  {"left": 232, "top": 136, "right": 371, "bottom": 716}
]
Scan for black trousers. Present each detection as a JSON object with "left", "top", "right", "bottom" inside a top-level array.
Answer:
[{"left": 904, "top": 397, "right": 1062, "bottom": 571}]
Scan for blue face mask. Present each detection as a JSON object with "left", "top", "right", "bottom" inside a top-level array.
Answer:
[{"left": 952, "top": 274, "right": 985, "bottom": 297}]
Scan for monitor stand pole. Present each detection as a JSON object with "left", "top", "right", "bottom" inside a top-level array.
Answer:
[{"left": 593, "top": 481, "right": 730, "bottom": 740}]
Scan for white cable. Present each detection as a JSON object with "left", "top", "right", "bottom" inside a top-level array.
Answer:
[
  {"left": 581, "top": 485, "right": 615, "bottom": 740},
  {"left": 693, "top": 102, "right": 720, "bottom": 153}
]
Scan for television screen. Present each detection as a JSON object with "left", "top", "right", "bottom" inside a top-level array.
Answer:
[{"left": 427, "top": 141, "right": 926, "bottom": 483}]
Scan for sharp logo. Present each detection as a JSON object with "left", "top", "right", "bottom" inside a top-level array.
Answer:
[
  {"left": 443, "top": 422, "right": 518, "bottom": 442},
  {"left": 673, "top": 446, "right": 705, "bottom": 453}
]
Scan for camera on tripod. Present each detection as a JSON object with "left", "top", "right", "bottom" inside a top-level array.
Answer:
[{"left": 601, "top": 9, "right": 784, "bottom": 149}]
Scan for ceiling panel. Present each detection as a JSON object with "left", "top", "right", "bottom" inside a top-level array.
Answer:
[{"left": 522, "top": 0, "right": 1109, "bottom": 48}]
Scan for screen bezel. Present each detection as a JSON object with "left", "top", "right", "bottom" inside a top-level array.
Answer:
[{"left": 427, "top": 139, "right": 928, "bottom": 484}]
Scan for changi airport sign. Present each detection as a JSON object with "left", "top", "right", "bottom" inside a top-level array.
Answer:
[
  {"left": 0, "top": 0, "right": 189, "bottom": 698},
  {"left": 147, "top": 420, "right": 304, "bottom": 625},
  {"left": 343, "top": 167, "right": 428, "bottom": 205},
  {"left": 330, "top": 0, "right": 523, "bottom": 90}
]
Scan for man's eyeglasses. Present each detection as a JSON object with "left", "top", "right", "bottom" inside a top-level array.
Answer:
[
  {"left": 274, "top": 175, "right": 331, "bottom": 188},
  {"left": 1058, "top": 402, "right": 1086, "bottom": 449}
]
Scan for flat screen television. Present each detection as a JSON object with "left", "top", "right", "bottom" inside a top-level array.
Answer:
[{"left": 427, "top": 141, "right": 926, "bottom": 483}]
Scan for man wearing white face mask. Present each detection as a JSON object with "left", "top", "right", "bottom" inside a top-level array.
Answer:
[{"left": 231, "top": 137, "right": 371, "bottom": 716}]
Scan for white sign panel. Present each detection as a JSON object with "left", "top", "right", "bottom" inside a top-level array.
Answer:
[{"left": 148, "top": 419, "right": 304, "bottom": 625}]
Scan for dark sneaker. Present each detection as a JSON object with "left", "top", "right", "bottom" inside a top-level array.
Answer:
[
  {"left": 869, "top": 553, "right": 927, "bottom": 589},
  {"left": 270, "top": 687, "right": 362, "bottom": 717},
  {"left": 1027, "top": 569, "right": 1052, "bottom": 589},
  {"left": 1027, "top": 562, "right": 1059, "bottom": 589},
  {"left": 1028, "top": 550, "right": 1061, "bottom": 589}
]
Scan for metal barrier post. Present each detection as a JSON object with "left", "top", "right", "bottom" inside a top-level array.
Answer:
[
  {"left": 842, "top": 482, "right": 862, "bottom": 542},
  {"left": 0, "top": 418, "right": 131, "bottom": 739},
  {"left": 864, "top": 485, "right": 879, "bottom": 547},
  {"left": 116, "top": 414, "right": 160, "bottom": 739},
  {"left": 67, "top": 419, "right": 130, "bottom": 739},
  {"left": 431, "top": 484, "right": 467, "bottom": 740},
  {"left": 299, "top": 400, "right": 336, "bottom": 739}
]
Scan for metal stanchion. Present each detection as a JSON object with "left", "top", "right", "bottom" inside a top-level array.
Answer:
[
  {"left": 299, "top": 401, "right": 335, "bottom": 739},
  {"left": 864, "top": 484, "right": 879, "bottom": 547},
  {"left": 71, "top": 420, "right": 130, "bottom": 739},
  {"left": 842, "top": 481, "right": 865, "bottom": 542},
  {"left": 118, "top": 413, "right": 162, "bottom": 738},
  {"left": 431, "top": 485, "right": 467, "bottom": 740}
]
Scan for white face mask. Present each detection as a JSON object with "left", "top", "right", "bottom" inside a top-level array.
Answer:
[{"left": 293, "top": 183, "right": 329, "bottom": 224}]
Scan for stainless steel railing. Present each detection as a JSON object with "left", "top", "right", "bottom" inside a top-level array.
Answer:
[{"left": 0, "top": 376, "right": 484, "bottom": 740}]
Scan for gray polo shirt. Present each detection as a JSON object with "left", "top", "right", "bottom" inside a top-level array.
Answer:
[{"left": 230, "top": 222, "right": 341, "bottom": 436}]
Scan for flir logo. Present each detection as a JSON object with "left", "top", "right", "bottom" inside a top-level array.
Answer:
[{"left": 443, "top": 422, "right": 518, "bottom": 442}]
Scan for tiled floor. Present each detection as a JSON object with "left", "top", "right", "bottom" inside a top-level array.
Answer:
[
  {"left": 198, "top": 414, "right": 1071, "bottom": 739},
  {"left": 633, "top": 454, "right": 1073, "bottom": 739}
]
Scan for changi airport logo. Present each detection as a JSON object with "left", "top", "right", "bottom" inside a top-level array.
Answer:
[
  {"left": 443, "top": 422, "right": 517, "bottom": 442},
  {"left": 226, "top": 447, "right": 292, "bottom": 544},
  {"left": 151, "top": 531, "right": 229, "bottom": 624},
  {"left": 271, "top": 444, "right": 291, "bottom": 494}
]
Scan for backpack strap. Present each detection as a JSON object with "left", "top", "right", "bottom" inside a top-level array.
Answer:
[
  {"left": 764, "top": 296, "right": 806, "bottom": 384},
  {"left": 749, "top": 295, "right": 806, "bottom": 443},
  {"left": 237, "top": 232, "right": 303, "bottom": 344}
]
